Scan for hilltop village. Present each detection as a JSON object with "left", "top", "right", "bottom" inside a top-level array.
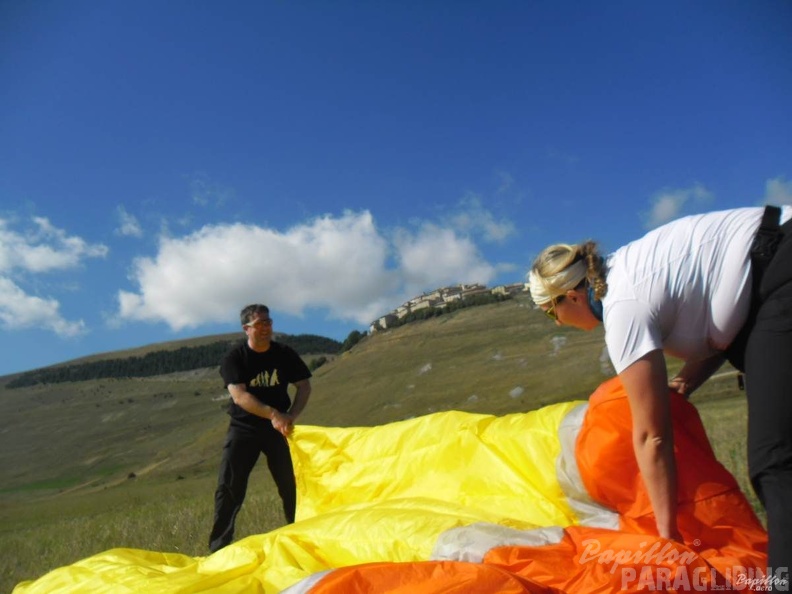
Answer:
[{"left": 369, "top": 282, "right": 527, "bottom": 333}]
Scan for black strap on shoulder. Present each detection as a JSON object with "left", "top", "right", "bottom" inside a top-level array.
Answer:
[
  {"left": 725, "top": 205, "right": 782, "bottom": 376},
  {"left": 752, "top": 204, "right": 782, "bottom": 262}
]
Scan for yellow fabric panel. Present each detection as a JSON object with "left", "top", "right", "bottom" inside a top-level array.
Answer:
[
  {"left": 14, "top": 546, "right": 267, "bottom": 594},
  {"left": 13, "top": 404, "right": 582, "bottom": 594},
  {"left": 243, "top": 497, "right": 555, "bottom": 592},
  {"left": 292, "top": 404, "right": 582, "bottom": 527}
]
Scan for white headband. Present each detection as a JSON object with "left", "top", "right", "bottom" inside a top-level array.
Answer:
[{"left": 528, "top": 260, "right": 587, "bottom": 305}]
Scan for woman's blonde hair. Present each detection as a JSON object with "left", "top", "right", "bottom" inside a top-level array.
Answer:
[{"left": 529, "top": 240, "right": 608, "bottom": 302}]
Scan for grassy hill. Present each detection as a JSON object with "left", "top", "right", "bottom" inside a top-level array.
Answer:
[{"left": 0, "top": 295, "right": 755, "bottom": 592}]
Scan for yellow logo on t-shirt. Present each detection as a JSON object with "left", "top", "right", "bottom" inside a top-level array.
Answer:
[{"left": 249, "top": 369, "right": 280, "bottom": 387}]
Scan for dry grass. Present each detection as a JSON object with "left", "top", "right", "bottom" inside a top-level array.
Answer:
[
  {"left": 2, "top": 473, "right": 284, "bottom": 592},
  {"left": 0, "top": 298, "right": 762, "bottom": 592}
]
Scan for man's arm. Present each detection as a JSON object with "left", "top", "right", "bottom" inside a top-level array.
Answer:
[
  {"left": 270, "top": 379, "right": 312, "bottom": 436},
  {"left": 227, "top": 383, "right": 292, "bottom": 435},
  {"left": 287, "top": 378, "right": 312, "bottom": 420}
]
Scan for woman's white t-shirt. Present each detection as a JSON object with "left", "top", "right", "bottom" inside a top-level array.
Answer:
[{"left": 603, "top": 206, "right": 792, "bottom": 374}]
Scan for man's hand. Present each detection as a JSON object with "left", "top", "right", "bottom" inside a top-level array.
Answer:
[{"left": 271, "top": 411, "right": 295, "bottom": 437}]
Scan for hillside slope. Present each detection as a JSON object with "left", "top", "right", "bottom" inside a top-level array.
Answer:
[
  {"left": 0, "top": 297, "right": 601, "bottom": 498},
  {"left": 302, "top": 296, "right": 612, "bottom": 427},
  {"left": 0, "top": 297, "right": 756, "bottom": 594},
  {"left": 1, "top": 295, "right": 736, "bottom": 502}
]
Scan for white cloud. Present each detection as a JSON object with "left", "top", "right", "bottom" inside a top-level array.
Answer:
[
  {"left": 0, "top": 277, "right": 86, "bottom": 336},
  {"left": 115, "top": 206, "right": 143, "bottom": 238},
  {"left": 117, "top": 210, "right": 498, "bottom": 330},
  {"left": 393, "top": 223, "right": 496, "bottom": 291},
  {"left": 0, "top": 217, "right": 104, "bottom": 336},
  {"left": 0, "top": 217, "right": 108, "bottom": 273},
  {"left": 764, "top": 176, "right": 792, "bottom": 205},
  {"left": 643, "top": 183, "right": 713, "bottom": 229},
  {"left": 546, "top": 147, "right": 579, "bottom": 166},
  {"left": 447, "top": 194, "right": 516, "bottom": 243},
  {"left": 188, "top": 173, "right": 235, "bottom": 207},
  {"left": 495, "top": 170, "right": 515, "bottom": 195}
]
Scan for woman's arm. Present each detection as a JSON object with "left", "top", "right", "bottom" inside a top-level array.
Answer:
[
  {"left": 619, "top": 349, "right": 683, "bottom": 541},
  {"left": 668, "top": 354, "right": 726, "bottom": 397}
]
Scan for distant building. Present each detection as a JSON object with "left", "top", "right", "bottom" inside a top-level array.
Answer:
[
  {"left": 369, "top": 282, "right": 528, "bottom": 333},
  {"left": 369, "top": 313, "right": 399, "bottom": 333},
  {"left": 491, "top": 282, "right": 527, "bottom": 297}
]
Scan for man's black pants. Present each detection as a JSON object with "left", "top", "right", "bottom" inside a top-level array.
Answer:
[
  {"left": 208, "top": 425, "right": 296, "bottom": 553},
  {"left": 745, "top": 217, "right": 792, "bottom": 582}
]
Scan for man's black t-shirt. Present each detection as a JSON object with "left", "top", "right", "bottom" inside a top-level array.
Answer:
[{"left": 219, "top": 340, "right": 312, "bottom": 431}]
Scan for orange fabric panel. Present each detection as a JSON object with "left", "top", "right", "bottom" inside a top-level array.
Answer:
[
  {"left": 485, "top": 527, "right": 729, "bottom": 594},
  {"left": 573, "top": 377, "right": 766, "bottom": 575},
  {"left": 309, "top": 560, "right": 558, "bottom": 594},
  {"left": 576, "top": 377, "right": 734, "bottom": 519},
  {"left": 308, "top": 378, "right": 768, "bottom": 594}
]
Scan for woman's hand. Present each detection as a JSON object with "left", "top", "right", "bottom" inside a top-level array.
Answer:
[
  {"left": 668, "top": 355, "right": 726, "bottom": 398},
  {"left": 668, "top": 376, "right": 689, "bottom": 396}
]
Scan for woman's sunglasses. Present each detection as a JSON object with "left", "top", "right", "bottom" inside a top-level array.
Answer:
[{"left": 544, "top": 295, "right": 565, "bottom": 322}]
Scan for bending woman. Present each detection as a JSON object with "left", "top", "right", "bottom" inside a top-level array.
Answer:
[{"left": 528, "top": 206, "right": 791, "bottom": 572}]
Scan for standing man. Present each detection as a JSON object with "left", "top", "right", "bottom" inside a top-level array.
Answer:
[{"left": 209, "top": 304, "right": 312, "bottom": 553}]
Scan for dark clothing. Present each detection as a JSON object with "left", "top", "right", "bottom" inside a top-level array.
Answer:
[
  {"left": 220, "top": 340, "right": 311, "bottom": 429},
  {"left": 209, "top": 340, "right": 311, "bottom": 553},
  {"left": 744, "top": 215, "right": 792, "bottom": 577},
  {"left": 208, "top": 426, "right": 296, "bottom": 553}
]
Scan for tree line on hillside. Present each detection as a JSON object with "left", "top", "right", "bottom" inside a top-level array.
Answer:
[
  {"left": 8, "top": 296, "right": 515, "bottom": 389},
  {"left": 7, "top": 334, "right": 342, "bottom": 389}
]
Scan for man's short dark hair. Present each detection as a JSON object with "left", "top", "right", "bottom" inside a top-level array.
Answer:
[{"left": 240, "top": 304, "right": 269, "bottom": 326}]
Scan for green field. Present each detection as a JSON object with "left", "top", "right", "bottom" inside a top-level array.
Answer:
[{"left": 0, "top": 297, "right": 760, "bottom": 593}]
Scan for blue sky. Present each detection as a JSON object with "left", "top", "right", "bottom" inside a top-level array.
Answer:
[{"left": 1, "top": 1, "right": 790, "bottom": 376}]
